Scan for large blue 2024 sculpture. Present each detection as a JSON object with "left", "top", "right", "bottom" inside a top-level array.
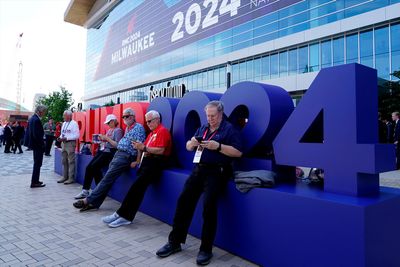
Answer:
[{"left": 56, "top": 64, "right": 400, "bottom": 267}]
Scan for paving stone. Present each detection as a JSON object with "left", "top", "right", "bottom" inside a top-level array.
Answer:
[{"left": 0, "top": 150, "right": 276, "bottom": 266}]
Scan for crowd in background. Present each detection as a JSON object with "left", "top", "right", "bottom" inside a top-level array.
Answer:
[{"left": 0, "top": 118, "right": 62, "bottom": 155}]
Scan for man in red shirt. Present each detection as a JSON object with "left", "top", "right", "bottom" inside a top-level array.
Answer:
[{"left": 102, "top": 110, "right": 172, "bottom": 228}]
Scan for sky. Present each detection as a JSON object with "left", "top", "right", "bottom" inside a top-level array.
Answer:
[{"left": 0, "top": 0, "right": 87, "bottom": 111}]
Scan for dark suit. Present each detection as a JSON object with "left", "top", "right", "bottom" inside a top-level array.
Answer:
[
  {"left": 28, "top": 114, "right": 45, "bottom": 184},
  {"left": 394, "top": 120, "right": 400, "bottom": 169},
  {"left": 3, "top": 125, "right": 12, "bottom": 153},
  {"left": 12, "top": 125, "right": 24, "bottom": 153}
]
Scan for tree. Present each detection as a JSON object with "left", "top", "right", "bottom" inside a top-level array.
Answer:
[
  {"left": 103, "top": 99, "right": 115, "bottom": 107},
  {"left": 36, "top": 86, "right": 74, "bottom": 123},
  {"left": 378, "top": 71, "right": 400, "bottom": 120}
]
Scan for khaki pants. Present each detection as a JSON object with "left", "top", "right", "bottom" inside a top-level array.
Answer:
[{"left": 62, "top": 141, "right": 76, "bottom": 181}]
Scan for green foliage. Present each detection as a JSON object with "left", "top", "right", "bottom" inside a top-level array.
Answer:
[
  {"left": 103, "top": 99, "right": 115, "bottom": 107},
  {"left": 378, "top": 71, "right": 400, "bottom": 119},
  {"left": 36, "top": 86, "right": 74, "bottom": 123}
]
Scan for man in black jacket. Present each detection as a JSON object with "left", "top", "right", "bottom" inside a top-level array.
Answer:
[
  {"left": 12, "top": 121, "right": 24, "bottom": 154},
  {"left": 28, "top": 105, "right": 47, "bottom": 188},
  {"left": 3, "top": 121, "right": 13, "bottom": 153}
]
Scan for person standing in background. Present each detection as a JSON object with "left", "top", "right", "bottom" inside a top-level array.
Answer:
[
  {"left": 28, "top": 105, "right": 47, "bottom": 188},
  {"left": 43, "top": 118, "right": 56, "bottom": 156},
  {"left": 3, "top": 121, "right": 13, "bottom": 153},
  {"left": 392, "top": 112, "right": 400, "bottom": 170},
  {"left": 57, "top": 110, "right": 80, "bottom": 185},
  {"left": 0, "top": 123, "right": 4, "bottom": 148},
  {"left": 12, "top": 121, "right": 24, "bottom": 154}
]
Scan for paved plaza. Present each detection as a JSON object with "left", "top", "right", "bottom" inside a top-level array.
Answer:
[
  {"left": 0, "top": 149, "right": 399, "bottom": 267},
  {"left": 0, "top": 150, "right": 257, "bottom": 267}
]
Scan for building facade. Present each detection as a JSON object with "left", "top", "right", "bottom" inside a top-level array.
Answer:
[{"left": 64, "top": 0, "right": 400, "bottom": 108}]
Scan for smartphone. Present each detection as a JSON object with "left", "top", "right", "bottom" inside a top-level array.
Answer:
[
  {"left": 92, "top": 134, "right": 100, "bottom": 144},
  {"left": 195, "top": 136, "right": 203, "bottom": 142}
]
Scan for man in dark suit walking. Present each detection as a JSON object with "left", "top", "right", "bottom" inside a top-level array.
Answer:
[
  {"left": 28, "top": 105, "right": 47, "bottom": 188},
  {"left": 392, "top": 111, "right": 400, "bottom": 170}
]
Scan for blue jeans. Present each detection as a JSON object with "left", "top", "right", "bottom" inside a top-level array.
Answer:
[{"left": 86, "top": 150, "right": 134, "bottom": 208}]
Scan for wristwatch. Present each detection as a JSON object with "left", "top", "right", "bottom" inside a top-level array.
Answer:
[{"left": 217, "top": 142, "right": 222, "bottom": 152}]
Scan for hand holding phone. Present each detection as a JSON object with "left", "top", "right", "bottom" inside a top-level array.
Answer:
[{"left": 194, "top": 136, "right": 203, "bottom": 142}]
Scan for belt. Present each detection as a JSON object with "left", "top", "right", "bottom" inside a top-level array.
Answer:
[{"left": 64, "top": 140, "right": 76, "bottom": 143}]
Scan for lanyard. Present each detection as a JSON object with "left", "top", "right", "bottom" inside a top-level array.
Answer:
[
  {"left": 62, "top": 121, "right": 71, "bottom": 133},
  {"left": 145, "top": 132, "right": 157, "bottom": 146},
  {"left": 202, "top": 128, "right": 218, "bottom": 141},
  {"left": 107, "top": 128, "right": 115, "bottom": 137}
]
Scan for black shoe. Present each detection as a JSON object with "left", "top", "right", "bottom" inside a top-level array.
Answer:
[
  {"left": 156, "top": 242, "right": 182, "bottom": 258},
  {"left": 30, "top": 183, "right": 46, "bottom": 188},
  {"left": 196, "top": 251, "right": 213, "bottom": 266},
  {"left": 80, "top": 204, "right": 97, "bottom": 212},
  {"left": 38, "top": 181, "right": 43, "bottom": 184},
  {"left": 17, "top": 152, "right": 23, "bottom": 154},
  {"left": 45, "top": 154, "right": 51, "bottom": 156},
  {"left": 73, "top": 200, "right": 85, "bottom": 209}
]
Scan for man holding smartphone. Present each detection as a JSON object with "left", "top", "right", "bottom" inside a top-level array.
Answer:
[
  {"left": 101, "top": 110, "right": 172, "bottom": 227},
  {"left": 157, "top": 100, "right": 243, "bottom": 266},
  {"left": 73, "top": 108, "right": 145, "bottom": 212}
]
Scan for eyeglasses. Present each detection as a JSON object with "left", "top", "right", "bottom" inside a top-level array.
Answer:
[
  {"left": 146, "top": 118, "right": 156, "bottom": 124},
  {"left": 122, "top": 115, "right": 132, "bottom": 119}
]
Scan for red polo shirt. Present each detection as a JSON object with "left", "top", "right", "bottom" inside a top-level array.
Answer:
[{"left": 144, "top": 124, "right": 172, "bottom": 156}]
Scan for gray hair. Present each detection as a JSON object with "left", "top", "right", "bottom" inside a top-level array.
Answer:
[
  {"left": 123, "top": 108, "right": 136, "bottom": 116},
  {"left": 146, "top": 110, "right": 160, "bottom": 119},
  {"left": 63, "top": 110, "right": 73, "bottom": 116},
  {"left": 35, "top": 105, "right": 47, "bottom": 113},
  {"left": 393, "top": 111, "right": 400, "bottom": 117},
  {"left": 205, "top": 100, "right": 224, "bottom": 112}
]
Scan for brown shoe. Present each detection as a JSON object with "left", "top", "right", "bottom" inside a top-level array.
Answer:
[
  {"left": 57, "top": 178, "right": 67, "bottom": 183},
  {"left": 64, "top": 179, "right": 75, "bottom": 185}
]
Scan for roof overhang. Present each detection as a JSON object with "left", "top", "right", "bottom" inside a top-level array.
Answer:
[{"left": 64, "top": 0, "right": 96, "bottom": 27}]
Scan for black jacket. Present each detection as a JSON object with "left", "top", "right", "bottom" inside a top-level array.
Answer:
[{"left": 28, "top": 114, "right": 44, "bottom": 150}]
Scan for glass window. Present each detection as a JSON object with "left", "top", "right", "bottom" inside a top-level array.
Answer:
[
  {"left": 270, "top": 54, "right": 279, "bottom": 78},
  {"left": 346, "top": 34, "right": 358, "bottom": 64},
  {"left": 298, "top": 46, "right": 308, "bottom": 73},
  {"left": 254, "top": 58, "right": 261, "bottom": 80},
  {"left": 232, "top": 64, "right": 239, "bottom": 84},
  {"left": 392, "top": 23, "right": 400, "bottom": 52},
  {"left": 214, "top": 69, "right": 219, "bottom": 87},
  {"left": 391, "top": 24, "right": 400, "bottom": 79},
  {"left": 333, "top": 37, "right": 344, "bottom": 65},
  {"left": 247, "top": 60, "right": 254, "bottom": 80},
  {"left": 375, "top": 26, "right": 390, "bottom": 79},
  {"left": 288, "top": 49, "right": 297, "bottom": 75},
  {"left": 220, "top": 67, "right": 226, "bottom": 86},
  {"left": 309, "top": 43, "right": 320, "bottom": 72},
  {"left": 321, "top": 39, "right": 332, "bottom": 68},
  {"left": 261, "top": 56, "right": 270, "bottom": 80},
  {"left": 279, "top": 51, "right": 288, "bottom": 77},
  {"left": 360, "top": 30, "right": 373, "bottom": 68},
  {"left": 239, "top": 61, "right": 247, "bottom": 81},
  {"left": 202, "top": 72, "right": 208, "bottom": 89},
  {"left": 208, "top": 70, "right": 213, "bottom": 88}
]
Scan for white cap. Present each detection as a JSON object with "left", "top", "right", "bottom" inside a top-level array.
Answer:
[{"left": 104, "top": 114, "right": 117, "bottom": 124}]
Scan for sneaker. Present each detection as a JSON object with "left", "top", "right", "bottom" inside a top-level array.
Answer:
[
  {"left": 102, "top": 212, "right": 120, "bottom": 224},
  {"left": 196, "top": 251, "right": 213, "bottom": 266},
  {"left": 74, "top": 190, "right": 89, "bottom": 199},
  {"left": 156, "top": 242, "right": 182, "bottom": 258},
  {"left": 108, "top": 217, "right": 132, "bottom": 228}
]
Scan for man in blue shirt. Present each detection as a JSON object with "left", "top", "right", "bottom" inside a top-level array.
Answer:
[
  {"left": 157, "top": 101, "right": 243, "bottom": 266},
  {"left": 73, "top": 108, "right": 146, "bottom": 212}
]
